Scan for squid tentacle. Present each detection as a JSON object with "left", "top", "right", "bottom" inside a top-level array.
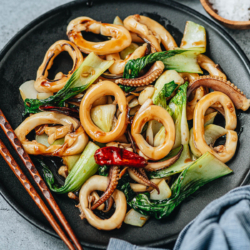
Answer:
[
  {"left": 91, "top": 165, "right": 120, "bottom": 210},
  {"left": 145, "top": 145, "right": 184, "bottom": 172},
  {"left": 102, "top": 197, "right": 114, "bottom": 213},
  {"left": 115, "top": 61, "right": 164, "bottom": 87},
  {"left": 128, "top": 168, "right": 160, "bottom": 194},
  {"left": 79, "top": 175, "right": 127, "bottom": 230},
  {"left": 188, "top": 75, "right": 250, "bottom": 111}
]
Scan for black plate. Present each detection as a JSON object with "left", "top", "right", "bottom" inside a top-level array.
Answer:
[{"left": 1, "top": 0, "right": 250, "bottom": 249}]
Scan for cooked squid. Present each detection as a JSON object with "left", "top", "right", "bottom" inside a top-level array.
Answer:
[
  {"left": 67, "top": 17, "right": 132, "bottom": 55},
  {"left": 15, "top": 112, "right": 88, "bottom": 156},
  {"left": 34, "top": 40, "right": 84, "bottom": 93},
  {"left": 16, "top": 13, "right": 248, "bottom": 232},
  {"left": 79, "top": 80, "right": 128, "bottom": 143},
  {"left": 79, "top": 175, "right": 127, "bottom": 230},
  {"left": 193, "top": 91, "right": 238, "bottom": 163}
]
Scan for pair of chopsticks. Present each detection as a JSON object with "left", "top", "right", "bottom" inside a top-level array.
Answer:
[{"left": 0, "top": 109, "right": 83, "bottom": 250}]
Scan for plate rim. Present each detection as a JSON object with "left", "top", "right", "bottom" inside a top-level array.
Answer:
[{"left": 0, "top": 0, "right": 250, "bottom": 249}]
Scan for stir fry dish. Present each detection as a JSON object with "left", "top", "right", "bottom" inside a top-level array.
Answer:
[{"left": 16, "top": 14, "right": 250, "bottom": 230}]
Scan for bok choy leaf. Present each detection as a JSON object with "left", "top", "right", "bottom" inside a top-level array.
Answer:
[
  {"left": 40, "top": 142, "right": 99, "bottom": 193},
  {"left": 123, "top": 49, "right": 202, "bottom": 79},
  {"left": 149, "top": 144, "right": 192, "bottom": 179},
  {"left": 129, "top": 152, "right": 232, "bottom": 219},
  {"left": 118, "top": 85, "right": 136, "bottom": 93},
  {"left": 169, "top": 82, "right": 189, "bottom": 148},
  {"left": 153, "top": 80, "right": 178, "bottom": 116},
  {"left": 163, "top": 50, "right": 203, "bottom": 73},
  {"left": 123, "top": 50, "right": 186, "bottom": 79},
  {"left": 24, "top": 52, "right": 114, "bottom": 115}
]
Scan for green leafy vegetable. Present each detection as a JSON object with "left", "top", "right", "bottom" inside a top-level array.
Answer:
[
  {"left": 98, "top": 165, "right": 109, "bottom": 177},
  {"left": 169, "top": 82, "right": 189, "bottom": 148},
  {"left": 118, "top": 84, "right": 136, "bottom": 93},
  {"left": 149, "top": 144, "right": 192, "bottom": 179},
  {"left": 152, "top": 69, "right": 183, "bottom": 103},
  {"left": 40, "top": 142, "right": 100, "bottom": 193},
  {"left": 162, "top": 81, "right": 178, "bottom": 98},
  {"left": 62, "top": 155, "right": 81, "bottom": 172},
  {"left": 24, "top": 52, "right": 114, "bottom": 115},
  {"left": 153, "top": 81, "right": 178, "bottom": 115},
  {"left": 129, "top": 152, "right": 232, "bottom": 219},
  {"left": 123, "top": 50, "right": 202, "bottom": 79},
  {"left": 163, "top": 50, "right": 203, "bottom": 73},
  {"left": 123, "top": 50, "right": 186, "bottom": 79}
]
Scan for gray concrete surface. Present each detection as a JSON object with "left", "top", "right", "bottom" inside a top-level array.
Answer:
[{"left": 0, "top": 0, "right": 250, "bottom": 249}]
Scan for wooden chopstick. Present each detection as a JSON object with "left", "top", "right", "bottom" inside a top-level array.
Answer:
[
  {"left": 0, "top": 109, "right": 83, "bottom": 250},
  {"left": 0, "top": 139, "right": 75, "bottom": 250}
]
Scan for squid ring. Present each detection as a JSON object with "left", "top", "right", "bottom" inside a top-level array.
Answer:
[
  {"left": 193, "top": 91, "right": 237, "bottom": 163},
  {"left": 34, "top": 40, "right": 84, "bottom": 93},
  {"left": 187, "top": 86, "right": 208, "bottom": 120},
  {"left": 67, "top": 17, "right": 132, "bottom": 55},
  {"left": 106, "top": 44, "right": 147, "bottom": 74},
  {"left": 131, "top": 105, "right": 175, "bottom": 160},
  {"left": 79, "top": 175, "right": 127, "bottom": 230},
  {"left": 15, "top": 112, "right": 89, "bottom": 156},
  {"left": 80, "top": 81, "right": 128, "bottom": 143},
  {"left": 124, "top": 15, "right": 177, "bottom": 52}
]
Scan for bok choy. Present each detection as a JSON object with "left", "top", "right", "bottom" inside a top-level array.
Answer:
[
  {"left": 124, "top": 209, "right": 149, "bottom": 227},
  {"left": 129, "top": 152, "right": 232, "bottom": 219},
  {"left": 180, "top": 21, "right": 206, "bottom": 53},
  {"left": 152, "top": 70, "right": 184, "bottom": 115},
  {"left": 24, "top": 52, "right": 114, "bottom": 114},
  {"left": 123, "top": 49, "right": 202, "bottom": 79},
  {"left": 189, "top": 124, "right": 227, "bottom": 158},
  {"left": 40, "top": 142, "right": 99, "bottom": 193},
  {"left": 152, "top": 70, "right": 183, "bottom": 103},
  {"left": 149, "top": 144, "right": 192, "bottom": 179},
  {"left": 153, "top": 80, "right": 177, "bottom": 116},
  {"left": 169, "top": 82, "right": 189, "bottom": 148}
]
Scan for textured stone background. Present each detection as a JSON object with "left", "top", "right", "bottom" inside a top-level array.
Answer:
[{"left": 0, "top": 0, "right": 250, "bottom": 249}]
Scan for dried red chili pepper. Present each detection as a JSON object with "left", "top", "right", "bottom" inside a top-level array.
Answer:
[
  {"left": 94, "top": 147, "right": 147, "bottom": 168},
  {"left": 39, "top": 105, "right": 79, "bottom": 118}
]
